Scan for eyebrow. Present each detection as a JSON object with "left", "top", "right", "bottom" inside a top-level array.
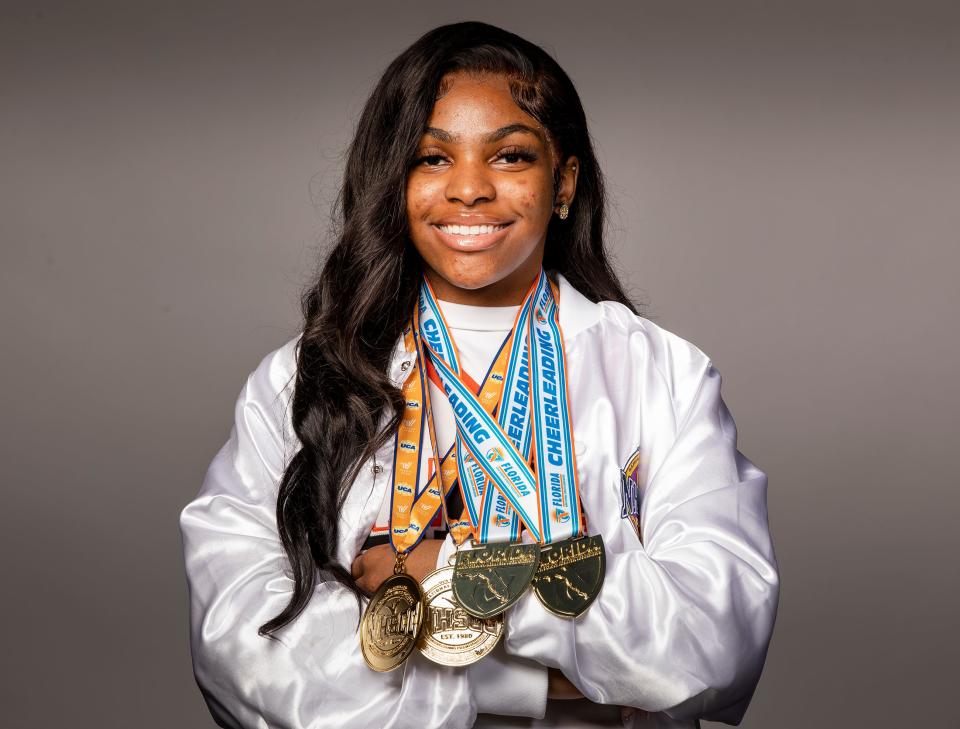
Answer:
[{"left": 423, "top": 123, "right": 545, "bottom": 145}]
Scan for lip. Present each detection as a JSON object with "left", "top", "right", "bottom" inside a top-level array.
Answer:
[{"left": 431, "top": 221, "right": 513, "bottom": 252}]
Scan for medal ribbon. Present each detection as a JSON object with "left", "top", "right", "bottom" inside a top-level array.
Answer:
[
  {"left": 390, "top": 323, "right": 513, "bottom": 553},
  {"left": 416, "top": 269, "right": 584, "bottom": 545},
  {"left": 387, "top": 324, "right": 443, "bottom": 555},
  {"left": 416, "top": 291, "right": 523, "bottom": 545},
  {"left": 528, "top": 275, "right": 583, "bottom": 542}
]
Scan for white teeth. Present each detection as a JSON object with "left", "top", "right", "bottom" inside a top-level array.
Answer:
[{"left": 437, "top": 223, "right": 507, "bottom": 235}]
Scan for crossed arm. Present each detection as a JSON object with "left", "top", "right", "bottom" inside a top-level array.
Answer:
[{"left": 351, "top": 539, "right": 584, "bottom": 701}]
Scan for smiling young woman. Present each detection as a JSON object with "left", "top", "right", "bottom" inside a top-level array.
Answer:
[{"left": 179, "top": 21, "right": 779, "bottom": 729}]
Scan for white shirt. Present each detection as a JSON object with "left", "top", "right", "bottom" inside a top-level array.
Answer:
[{"left": 179, "top": 272, "right": 780, "bottom": 729}]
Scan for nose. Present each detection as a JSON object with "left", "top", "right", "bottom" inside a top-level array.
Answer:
[{"left": 444, "top": 157, "right": 496, "bottom": 206}]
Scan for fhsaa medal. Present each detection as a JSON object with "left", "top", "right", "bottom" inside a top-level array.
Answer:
[
  {"left": 531, "top": 534, "right": 606, "bottom": 617},
  {"left": 360, "top": 554, "right": 424, "bottom": 672},
  {"left": 417, "top": 565, "right": 502, "bottom": 666},
  {"left": 452, "top": 541, "right": 540, "bottom": 618}
]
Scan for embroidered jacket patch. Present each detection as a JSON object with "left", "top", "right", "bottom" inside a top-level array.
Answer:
[{"left": 620, "top": 445, "right": 643, "bottom": 542}]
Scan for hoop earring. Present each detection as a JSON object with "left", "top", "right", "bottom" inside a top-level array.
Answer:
[{"left": 558, "top": 203, "right": 569, "bottom": 220}]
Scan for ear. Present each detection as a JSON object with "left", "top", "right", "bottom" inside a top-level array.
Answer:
[{"left": 554, "top": 155, "right": 580, "bottom": 213}]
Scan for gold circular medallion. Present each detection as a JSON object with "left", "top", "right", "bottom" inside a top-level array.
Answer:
[
  {"left": 416, "top": 566, "right": 502, "bottom": 666},
  {"left": 360, "top": 573, "right": 424, "bottom": 672}
]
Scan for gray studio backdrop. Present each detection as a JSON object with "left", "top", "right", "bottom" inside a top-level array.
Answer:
[{"left": 2, "top": 2, "right": 958, "bottom": 727}]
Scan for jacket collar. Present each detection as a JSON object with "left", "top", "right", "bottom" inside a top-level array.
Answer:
[
  {"left": 554, "top": 271, "right": 602, "bottom": 341},
  {"left": 389, "top": 270, "right": 602, "bottom": 384}
]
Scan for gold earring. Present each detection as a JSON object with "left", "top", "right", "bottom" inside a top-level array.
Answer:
[{"left": 558, "top": 203, "right": 569, "bottom": 220}]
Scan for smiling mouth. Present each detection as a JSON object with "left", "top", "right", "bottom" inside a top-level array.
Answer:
[
  {"left": 434, "top": 223, "right": 510, "bottom": 235},
  {"left": 431, "top": 222, "right": 513, "bottom": 250}
]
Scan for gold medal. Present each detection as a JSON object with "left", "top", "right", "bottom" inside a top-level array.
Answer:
[
  {"left": 360, "top": 553, "right": 424, "bottom": 672},
  {"left": 417, "top": 565, "right": 502, "bottom": 666},
  {"left": 531, "top": 535, "right": 606, "bottom": 617},
  {"left": 452, "top": 541, "right": 539, "bottom": 618}
]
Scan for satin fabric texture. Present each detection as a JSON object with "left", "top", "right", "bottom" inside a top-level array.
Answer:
[{"left": 179, "top": 272, "right": 780, "bottom": 728}]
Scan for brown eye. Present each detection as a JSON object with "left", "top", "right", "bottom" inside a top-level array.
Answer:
[
  {"left": 413, "top": 150, "right": 448, "bottom": 168},
  {"left": 495, "top": 146, "right": 538, "bottom": 165}
]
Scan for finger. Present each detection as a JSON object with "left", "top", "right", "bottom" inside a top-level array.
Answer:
[{"left": 351, "top": 554, "right": 364, "bottom": 579}]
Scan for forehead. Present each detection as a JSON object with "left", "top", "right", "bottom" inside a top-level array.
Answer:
[{"left": 427, "top": 71, "right": 544, "bottom": 138}]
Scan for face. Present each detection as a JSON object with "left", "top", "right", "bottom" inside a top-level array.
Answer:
[{"left": 406, "top": 71, "right": 578, "bottom": 305}]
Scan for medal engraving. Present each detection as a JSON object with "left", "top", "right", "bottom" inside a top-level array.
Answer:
[
  {"left": 417, "top": 566, "right": 502, "bottom": 666},
  {"left": 531, "top": 535, "right": 606, "bottom": 617},
  {"left": 360, "top": 573, "right": 424, "bottom": 672},
  {"left": 452, "top": 542, "right": 539, "bottom": 618}
]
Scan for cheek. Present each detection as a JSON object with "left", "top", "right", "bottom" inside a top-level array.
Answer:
[
  {"left": 506, "top": 178, "right": 551, "bottom": 216},
  {"left": 406, "top": 195, "right": 424, "bottom": 221},
  {"left": 406, "top": 179, "right": 443, "bottom": 220},
  {"left": 513, "top": 197, "right": 552, "bottom": 242}
]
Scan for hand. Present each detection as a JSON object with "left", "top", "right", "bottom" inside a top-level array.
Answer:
[
  {"left": 547, "top": 668, "right": 584, "bottom": 700},
  {"left": 351, "top": 538, "right": 445, "bottom": 596}
]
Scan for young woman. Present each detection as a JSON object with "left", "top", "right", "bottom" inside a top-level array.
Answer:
[{"left": 179, "top": 21, "right": 779, "bottom": 729}]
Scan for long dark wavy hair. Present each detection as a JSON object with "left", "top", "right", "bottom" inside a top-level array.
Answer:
[{"left": 259, "top": 20, "right": 638, "bottom": 638}]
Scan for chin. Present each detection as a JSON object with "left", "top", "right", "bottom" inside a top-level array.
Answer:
[
  {"left": 439, "top": 268, "right": 502, "bottom": 292},
  {"left": 426, "top": 254, "right": 502, "bottom": 289}
]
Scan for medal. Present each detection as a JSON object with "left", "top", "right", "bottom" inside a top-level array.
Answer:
[
  {"left": 360, "top": 552, "right": 424, "bottom": 672},
  {"left": 452, "top": 541, "right": 539, "bottom": 618},
  {"left": 359, "top": 334, "right": 453, "bottom": 672},
  {"left": 531, "top": 534, "right": 606, "bottom": 617},
  {"left": 417, "top": 564, "right": 502, "bottom": 666}
]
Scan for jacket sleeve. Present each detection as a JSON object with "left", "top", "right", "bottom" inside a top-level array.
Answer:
[
  {"left": 178, "top": 343, "right": 478, "bottom": 729},
  {"left": 501, "top": 357, "right": 780, "bottom": 724}
]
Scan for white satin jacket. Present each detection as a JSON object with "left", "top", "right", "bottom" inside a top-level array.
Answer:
[{"left": 179, "top": 273, "right": 780, "bottom": 729}]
